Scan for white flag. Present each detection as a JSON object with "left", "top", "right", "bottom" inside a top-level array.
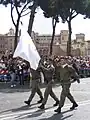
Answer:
[{"left": 13, "top": 26, "right": 41, "bottom": 70}]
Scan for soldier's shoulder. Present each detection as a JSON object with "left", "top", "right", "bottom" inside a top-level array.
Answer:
[
  {"left": 68, "top": 65, "right": 72, "bottom": 68},
  {"left": 68, "top": 65, "right": 74, "bottom": 70}
]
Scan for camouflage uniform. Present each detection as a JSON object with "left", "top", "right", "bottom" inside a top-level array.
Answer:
[
  {"left": 55, "top": 64, "right": 80, "bottom": 113},
  {"left": 24, "top": 68, "right": 43, "bottom": 105},
  {"left": 38, "top": 62, "right": 59, "bottom": 109}
]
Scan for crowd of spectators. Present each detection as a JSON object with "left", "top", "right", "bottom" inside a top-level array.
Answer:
[
  {"left": 0, "top": 54, "right": 30, "bottom": 87},
  {"left": 0, "top": 54, "right": 90, "bottom": 87},
  {"left": 52, "top": 55, "right": 90, "bottom": 78}
]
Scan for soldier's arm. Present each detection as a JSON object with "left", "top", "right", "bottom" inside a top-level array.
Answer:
[
  {"left": 40, "top": 64, "right": 49, "bottom": 71},
  {"left": 69, "top": 66, "right": 80, "bottom": 83},
  {"left": 41, "top": 64, "right": 55, "bottom": 71}
]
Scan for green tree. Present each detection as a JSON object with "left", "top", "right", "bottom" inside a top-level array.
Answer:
[
  {"left": 58, "top": 0, "right": 87, "bottom": 56},
  {"left": 0, "top": 0, "right": 37, "bottom": 50},
  {"left": 38, "top": 0, "right": 87, "bottom": 56},
  {"left": 77, "top": 0, "right": 90, "bottom": 18},
  {"left": 28, "top": 0, "right": 38, "bottom": 36},
  {"left": 10, "top": 0, "right": 32, "bottom": 51},
  {"left": 38, "top": 0, "right": 59, "bottom": 56}
]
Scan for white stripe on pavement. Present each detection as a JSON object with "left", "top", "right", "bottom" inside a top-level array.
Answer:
[{"left": 1, "top": 100, "right": 90, "bottom": 120}]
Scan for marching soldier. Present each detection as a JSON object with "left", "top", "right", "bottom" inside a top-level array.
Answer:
[
  {"left": 54, "top": 57, "right": 80, "bottom": 113},
  {"left": 38, "top": 58, "right": 59, "bottom": 109},
  {"left": 24, "top": 66, "right": 43, "bottom": 105}
]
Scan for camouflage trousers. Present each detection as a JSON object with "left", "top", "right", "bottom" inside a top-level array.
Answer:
[
  {"left": 42, "top": 81, "right": 59, "bottom": 105},
  {"left": 59, "top": 83, "right": 76, "bottom": 108},
  {"left": 28, "top": 79, "right": 43, "bottom": 102}
]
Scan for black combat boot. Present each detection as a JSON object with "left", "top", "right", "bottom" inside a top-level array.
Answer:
[
  {"left": 54, "top": 107, "right": 61, "bottom": 113},
  {"left": 53, "top": 101, "right": 59, "bottom": 106},
  {"left": 24, "top": 100, "right": 30, "bottom": 105},
  {"left": 37, "top": 97, "right": 43, "bottom": 103},
  {"left": 70, "top": 102, "right": 78, "bottom": 110},
  {"left": 38, "top": 104, "right": 45, "bottom": 109}
]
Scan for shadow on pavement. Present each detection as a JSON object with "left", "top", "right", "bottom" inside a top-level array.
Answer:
[
  {"left": 15, "top": 109, "right": 45, "bottom": 120},
  {"left": 0, "top": 104, "right": 55, "bottom": 115},
  {"left": 14, "top": 109, "right": 73, "bottom": 120},
  {"left": 39, "top": 110, "right": 73, "bottom": 120},
  {"left": 39, "top": 114, "right": 73, "bottom": 120},
  {"left": 0, "top": 103, "right": 39, "bottom": 114}
]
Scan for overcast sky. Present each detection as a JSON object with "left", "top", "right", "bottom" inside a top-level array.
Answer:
[{"left": 0, "top": 5, "right": 90, "bottom": 40}]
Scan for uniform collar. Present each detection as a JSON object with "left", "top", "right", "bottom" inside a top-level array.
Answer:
[{"left": 62, "top": 63, "right": 68, "bottom": 68}]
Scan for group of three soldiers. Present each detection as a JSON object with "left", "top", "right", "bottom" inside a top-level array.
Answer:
[{"left": 24, "top": 56, "right": 80, "bottom": 114}]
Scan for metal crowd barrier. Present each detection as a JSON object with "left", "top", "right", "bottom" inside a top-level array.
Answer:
[{"left": 79, "top": 68, "right": 90, "bottom": 78}]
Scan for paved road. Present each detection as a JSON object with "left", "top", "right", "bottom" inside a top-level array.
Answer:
[{"left": 0, "top": 78, "right": 90, "bottom": 120}]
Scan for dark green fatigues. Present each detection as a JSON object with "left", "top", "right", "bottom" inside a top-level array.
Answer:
[
  {"left": 58, "top": 64, "right": 79, "bottom": 108},
  {"left": 41, "top": 65, "right": 59, "bottom": 105},
  {"left": 28, "top": 68, "right": 43, "bottom": 102}
]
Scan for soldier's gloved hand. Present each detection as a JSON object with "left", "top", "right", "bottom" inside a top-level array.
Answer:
[
  {"left": 71, "top": 76, "right": 80, "bottom": 83},
  {"left": 76, "top": 79, "right": 80, "bottom": 83}
]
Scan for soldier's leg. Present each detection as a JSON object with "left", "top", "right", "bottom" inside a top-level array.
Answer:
[
  {"left": 28, "top": 87, "right": 36, "bottom": 102},
  {"left": 36, "top": 84, "right": 43, "bottom": 98},
  {"left": 39, "top": 80, "right": 59, "bottom": 109},
  {"left": 64, "top": 84, "right": 76, "bottom": 103},
  {"left": 67, "top": 90, "right": 76, "bottom": 103},
  {"left": 38, "top": 87, "right": 51, "bottom": 109},
  {"left": 67, "top": 91, "right": 78, "bottom": 110},
  {"left": 36, "top": 84, "right": 43, "bottom": 103},
  {"left": 24, "top": 80, "right": 36, "bottom": 105},
  {"left": 38, "top": 81, "right": 52, "bottom": 110},
  {"left": 50, "top": 89, "right": 59, "bottom": 106},
  {"left": 59, "top": 85, "right": 67, "bottom": 108},
  {"left": 50, "top": 89, "right": 59, "bottom": 101},
  {"left": 66, "top": 84, "right": 78, "bottom": 110},
  {"left": 54, "top": 85, "right": 67, "bottom": 113},
  {"left": 42, "top": 82, "right": 52, "bottom": 105}
]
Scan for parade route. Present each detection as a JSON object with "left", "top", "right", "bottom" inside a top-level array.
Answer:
[
  {"left": 0, "top": 100, "right": 90, "bottom": 120},
  {"left": 0, "top": 78, "right": 90, "bottom": 120}
]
